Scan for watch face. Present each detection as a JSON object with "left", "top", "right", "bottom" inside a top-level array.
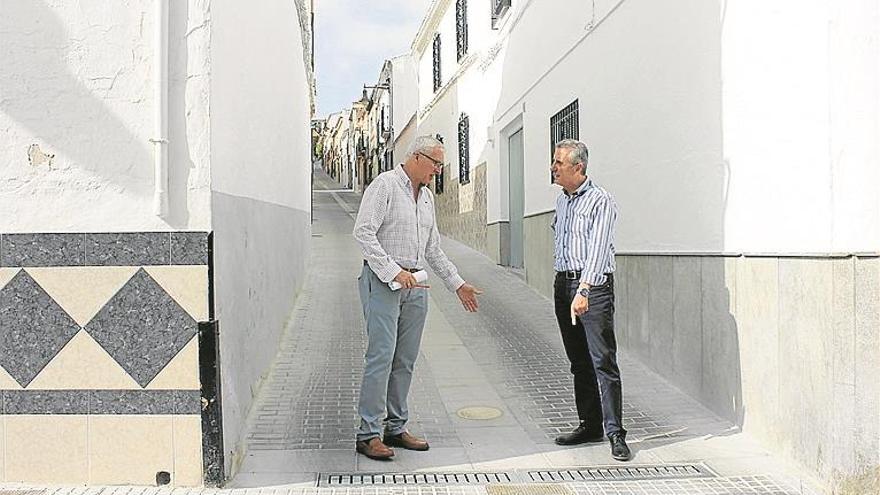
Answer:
[{"left": 578, "top": 288, "right": 589, "bottom": 297}]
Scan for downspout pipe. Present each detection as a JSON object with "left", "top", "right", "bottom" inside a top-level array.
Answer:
[{"left": 152, "top": 0, "right": 169, "bottom": 217}]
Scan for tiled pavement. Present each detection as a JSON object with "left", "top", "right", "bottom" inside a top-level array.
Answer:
[
  {"left": 0, "top": 167, "right": 823, "bottom": 494},
  {"left": 230, "top": 168, "right": 824, "bottom": 494}
]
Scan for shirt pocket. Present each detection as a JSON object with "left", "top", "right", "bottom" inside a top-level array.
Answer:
[{"left": 418, "top": 199, "right": 434, "bottom": 240}]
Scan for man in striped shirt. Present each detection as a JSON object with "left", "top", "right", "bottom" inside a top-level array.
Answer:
[
  {"left": 550, "top": 139, "right": 630, "bottom": 461},
  {"left": 352, "top": 135, "right": 482, "bottom": 461}
]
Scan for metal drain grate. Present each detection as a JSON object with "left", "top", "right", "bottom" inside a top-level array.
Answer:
[
  {"left": 320, "top": 472, "right": 514, "bottom": 486},
  {"left": 319, "top": 465, "right": 714, "bottom": 486},
  {"left": 529, "top": 464, "right": 713, "bottom": 482}
]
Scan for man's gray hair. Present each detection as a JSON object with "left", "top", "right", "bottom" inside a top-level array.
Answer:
[
  {"left": 555, "top": 139, "right": 589, "bottom": 169},
  {"left": 406, "top": 135, "right": 445, "bottom": 159}
]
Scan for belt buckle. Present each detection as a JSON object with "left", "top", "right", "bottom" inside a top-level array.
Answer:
[{"left": 565, "top": 270, "right": 578, "bottom": 280}]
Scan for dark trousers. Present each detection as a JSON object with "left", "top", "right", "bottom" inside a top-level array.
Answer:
[{"left": 553, "top": 273, "right": 626, "bottom": 438}]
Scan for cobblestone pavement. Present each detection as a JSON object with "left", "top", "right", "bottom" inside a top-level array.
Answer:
[{"left": 0, "top": 167, "right": 821, "bottom": 494}]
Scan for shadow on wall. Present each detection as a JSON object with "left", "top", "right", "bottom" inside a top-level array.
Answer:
[
  {"left": 166, "top": 0, "right": 196, "bottom": 228},
  {"left": 0, "top": 1, "right": 152, "bottom": 194}
]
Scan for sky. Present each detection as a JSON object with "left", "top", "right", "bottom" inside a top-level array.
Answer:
[{"left": 314, "top": 0, "right": 433, "bottom": 118}]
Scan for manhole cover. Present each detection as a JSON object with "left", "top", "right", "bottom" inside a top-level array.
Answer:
[{"left": 457, "top": 406, "right": 503, "bottom": 420}]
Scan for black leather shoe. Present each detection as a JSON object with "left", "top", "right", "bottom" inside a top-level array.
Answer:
[
  {"left": 609, "top": 433, "right": 631, "bottom": 461},
  {"left": 554, "top": 424, "right": 605, "bottom": 445}
]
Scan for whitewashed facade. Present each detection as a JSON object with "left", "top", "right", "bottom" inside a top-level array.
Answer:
[{"left": 409, "top": 0, "right": 880, "bottom": 492}]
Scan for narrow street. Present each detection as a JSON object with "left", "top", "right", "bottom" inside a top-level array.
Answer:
[{"left": 225, "top": 166, "right": 820, "bottom": 494}]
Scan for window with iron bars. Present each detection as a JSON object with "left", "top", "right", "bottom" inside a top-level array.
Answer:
[
  {"left": 458, "top": 114, "right": 470, "bottom": 185},
  {"left": 432, "top": 34, "right": 442, "bottom": 93},
  {"left": 456, "top": 0, "right": 468, "bottom": 62},
  {"left": 384, "top": 149, "right": 393, "bottom": 172},
  {"left": 550, "top": 99, "right": 579, "bottom": 182},
  {"left": 491, "top": 0, "right": 511, "bottom": 29},
  {"left": 434, "top": 133, "right": 445, "bottom": 194}
]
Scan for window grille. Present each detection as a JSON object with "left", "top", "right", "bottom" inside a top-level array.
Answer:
[
  {"left": 433, "top": 34, "right": 442, "bottom": 92},
  {"left": 491, "top": 0, "right": 511, "bottom": 29},
  {"left": 434, "top": 133, "right": 445, "bottom": 194},
  {"left": 456, "top": 0, "right": 468, "bottom": 61},
  {"left": 550, "top": 99, "right": 579, "bottom": 181},
  {"left": 458, "top": 114, "right": 470, "bottom": 185}
]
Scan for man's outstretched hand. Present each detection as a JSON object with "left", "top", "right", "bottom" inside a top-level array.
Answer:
[{"left": 456, "top": 283, "right": 483, "bottom": 312}]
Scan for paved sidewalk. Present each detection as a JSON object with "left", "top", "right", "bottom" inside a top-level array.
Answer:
[
  {"left": 230, "top": 168, "right": 823, "bottom": 494},
  {"left": 0, "top": 167, "right": 823, "bottom": 495}
]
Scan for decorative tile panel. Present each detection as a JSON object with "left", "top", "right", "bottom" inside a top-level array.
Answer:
[
  {"left": 85, "top": 232, "right": 170, "bottom": 266},
  {"left": 85, "top": 269, "right": 199, "bottom": 387},
  {"left": 144, "top": 266, "right": 209, "bottom": 321},
  {"left": 4, "top": 389, "right": 90, "bottom": 414},
  {"left": 146, "top": 337, "right": 201, "bottom": 390},
  {"left": 0, "top": 233, "right": 86, "bottom": 267},
  {"left": 0, "top": 389, "right": 200, "bottom": 414},
  {"left": 0, "top": 267, "right": 19, "bottom": 289},
  {"left": 171, "top": 232, "right": 209, "bottom": 265},
  {"left": 0, "top": 270, "right": 81, "bottom": 387},
  {"left": 0, "top": 365, "right": 22, "bottom": 390},
  {"left": 91, "top": 390, "right": 194, "bottom": 415},
  {"left": 25, "top": 266, "right": 138, "bottom": 326},
  {"left": 27, "top": 331, "right": 141, "bottom": 390}
]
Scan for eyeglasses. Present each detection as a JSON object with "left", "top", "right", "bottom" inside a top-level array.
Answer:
[{"left": 417, "top": 152, "right": 444, "bottom": 169}]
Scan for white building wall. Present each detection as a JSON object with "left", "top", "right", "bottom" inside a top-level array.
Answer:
[
  {"left": 485, "top": 0, "right": 879, "bottom": 255},
  {"left": 209, "top": 0, "right": 313, "bottom": 475},
  {"left": 391, "top": 55, "right": 418, "bottom": 146},
  {"left": 0, "top": 0, "right": 212, "bottom": 232}
]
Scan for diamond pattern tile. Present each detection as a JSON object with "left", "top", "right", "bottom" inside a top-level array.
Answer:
[
  {"left": 0, "top": 270, "right": 81, "bottom": 387},
  {"left": 85, "top": 268, "right": 198, "bottom": 387}
]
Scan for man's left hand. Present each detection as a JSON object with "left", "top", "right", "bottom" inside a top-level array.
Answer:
[
  {"left": 571, "top": 293, "right": 589, "bottom": 320},
  {"left": 456, "top": 283, "right": 483, "bottom": 312}
]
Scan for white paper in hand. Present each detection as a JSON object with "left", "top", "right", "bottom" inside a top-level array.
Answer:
[{"left": 389, "top": 270, "right": 428, "bottom": 290}]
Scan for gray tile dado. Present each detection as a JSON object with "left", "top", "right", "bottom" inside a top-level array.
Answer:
[
  {"left": 0, "top": 233, "right": 86, "bottom": 267},
  {"left": 171, "top": 232, "right": 209, "bottom": 265},
  {"left": 1, "top": 390, "right": 201, "bottom": 414},
  {"left": 85, "top": 268, "right": 199, "bottom": 387},
  {"left": 0, "top": 270, "right": 81, "bottom": 387},
  {"left": 90, "top": 390, "right": 201, "bottom": 414},
  {"left": 4, "top": 389, "right": 90, "bottom": 414},
  {"left": 173, "top": 389, "right": 202, "bottom": 414},
  {"left": 85, "top": 232, "right": 170, "bottom": 266}
]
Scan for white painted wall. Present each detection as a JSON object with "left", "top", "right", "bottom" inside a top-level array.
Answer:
[
  {"left": 210, "top": 0, "right": 312, "bottom": 214},
  {"left": 391, "top": 54, "right": 418, "bottom": 145},
  {"left": 0, "top": 0, "right": 212, "bottom": 231},
  {"left": 480, "top": 0, "right": 879, "bottom": 254},
  {"left": 209, "top": 0, "right": 313, "bottom": 475}
]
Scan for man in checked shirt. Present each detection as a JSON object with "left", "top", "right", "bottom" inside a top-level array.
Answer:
[
  {"left": 550, "top": 139, "right": 630, "bottom": 461},
  {"left": 352, "top": 135, "right": 482, "bottom": 460}
]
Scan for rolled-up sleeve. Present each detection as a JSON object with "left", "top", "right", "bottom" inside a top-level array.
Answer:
[
  {"left": 580, "top": 195, "right": 618, "bottom": 286},
  {"left": 353, "top": 179, "right": 402, "bottom": 283}
]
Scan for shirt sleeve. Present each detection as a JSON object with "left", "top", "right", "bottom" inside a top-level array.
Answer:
[
  {"left": 424, "top": 221, "right": 466, "bottom": 292},
  {"left": 352, "top": 178, "right": 403, "bottom": 283},
  {"left": 420, "top": 190, "right": 465, "bottom": 292},
  {"left": 580, "top": 195, "right": 618, "bottom": 287}
]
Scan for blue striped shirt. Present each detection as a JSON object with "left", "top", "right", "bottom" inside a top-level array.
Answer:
[{"left": 552, "top": 179, "right": 618, "bottom": 286}]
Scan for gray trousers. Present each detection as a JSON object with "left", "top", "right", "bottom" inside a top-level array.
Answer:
[{"left": 356, "top": 263, "right": 429, "bottom": 441}]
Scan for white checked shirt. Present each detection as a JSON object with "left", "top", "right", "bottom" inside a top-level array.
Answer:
[{"left": 354, "top": 165, "right": 465, "bottom": 292}]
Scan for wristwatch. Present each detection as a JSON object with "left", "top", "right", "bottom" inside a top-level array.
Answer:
[{"left": 577, "top": 287, "right": 590, "bottom": 298}]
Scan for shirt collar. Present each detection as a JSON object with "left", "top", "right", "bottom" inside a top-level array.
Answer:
[
  {"left": 565, "top": 178, "right": 592, "bottom": 197},
  {"left": 394, "top": 164, "right": 412, "bottom": 187}
]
